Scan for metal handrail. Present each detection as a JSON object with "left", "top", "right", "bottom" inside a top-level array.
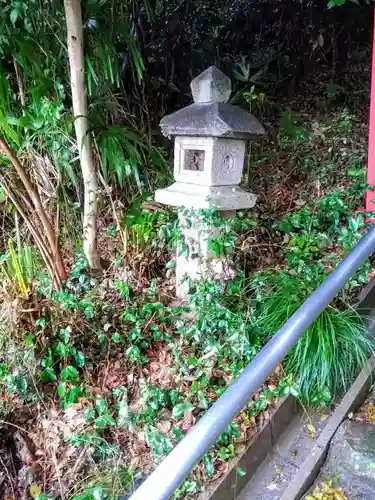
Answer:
[{"left": 130, "top": 224, "right": 375, "bottom": 500}]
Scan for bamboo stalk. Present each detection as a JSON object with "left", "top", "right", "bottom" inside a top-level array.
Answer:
[
  {"left": 0, "top": 176, "right": 62, "bottom": 289},
  {"left": 64, "top": 0, "right": 102, "bottom": 270}
]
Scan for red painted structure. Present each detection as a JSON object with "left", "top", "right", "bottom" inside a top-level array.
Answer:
[{"left": 366, "top": 8, "right": 375, "bottom": 212}]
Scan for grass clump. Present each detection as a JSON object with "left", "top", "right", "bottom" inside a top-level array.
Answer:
[
  {"left": 255, "top": 271, "right": 374, "bottom": 405},
  {"left": 71, "top": 467, "right": 135, "bottom": 500}
]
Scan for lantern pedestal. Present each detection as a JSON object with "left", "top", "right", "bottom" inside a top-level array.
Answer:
[{"left": 175, "top": 210, "right": 236, "bottom": 299}]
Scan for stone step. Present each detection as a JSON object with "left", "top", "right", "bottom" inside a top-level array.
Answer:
[
  {"left": 304, "top": 419, "right": 375, "bottom": 499},
  {"left": 233, "top": 357, "right": 375, "bottom": 500},
  {"left": 238, "top": 410, "right": 329, "bottom": 500}
]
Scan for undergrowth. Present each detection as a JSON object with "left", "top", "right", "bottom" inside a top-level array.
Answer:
[
  {"left": 0, "top": 265, "right": 296, "bottom": 499},
  {"left": 0, "top": 168, "right": 373, "bottom": 497}
]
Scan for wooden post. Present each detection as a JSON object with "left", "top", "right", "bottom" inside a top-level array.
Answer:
[{"left": 365, "top": 7, "right": 375, "bottom": 212}]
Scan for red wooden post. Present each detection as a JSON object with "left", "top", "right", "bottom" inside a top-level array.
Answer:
[{"left": 365, "top": 7, "right": 375, "bottom": 212}]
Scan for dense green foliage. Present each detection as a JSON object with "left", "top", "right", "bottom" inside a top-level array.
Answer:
[
  {"left": 0, "top": 0, "right": 372, "bottom": 498},
  {"left": 255, "top": 271, "right": 373, "bottom": 404}
]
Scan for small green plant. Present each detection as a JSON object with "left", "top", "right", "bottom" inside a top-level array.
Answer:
[
  {"left": 39, "top": 325, "right": 86, "bottom": 407},
  {"left": 275, "top": 168, "right": 374, "bottom": 294},
  {"left": 180, "top": 278, "right": 258, "bottom": 366},
  {"left": 0, "top": 239, "right": 35, "bottom": 298},
  {"left": 124, "top": 198, "right": 177, "bottom": 250},
  {"left": 71, "top": 467, "right": 134, "bottom": 500},
  {"left": 46, "top": 255, "right": 97, "bottom": 319},
  {"left": 173, "top": 478, "right": 200, "bottom": 498},
  {"left": 279, "top": 108, "right": 309, "bottom": 143},
  {"left": 324, "top": 82, "right": 344, "bottom": 104},
  {"left": 0, "top": 364, "right": 29, "bottom": 397},
  {"left": 70, "top": 432, "right": 120, "bottom": 460},
  {"left": 333, "top": 108, "right": 355, "bottom": 136},
  {"left": 145, "top": 426, "right": 173, "bottom": 458},
  {"left": 233, "top": 55, "right": 269, "bottom": 85},
  {"left": 243, "top": 85, "right": 265, "bottom": 107}
]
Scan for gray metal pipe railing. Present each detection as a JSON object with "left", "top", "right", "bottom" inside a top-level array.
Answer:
[{"left": 130, "top": 224, "right": 375, "bottom": 500}]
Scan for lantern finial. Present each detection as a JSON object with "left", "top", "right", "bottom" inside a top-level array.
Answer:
[{"left": 190, "top": 66, "right": 232, "bottom": 104}]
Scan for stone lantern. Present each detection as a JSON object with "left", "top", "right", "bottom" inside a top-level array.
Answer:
[{"left": 155, "top": 66, "right": 265, "bottom": 298}]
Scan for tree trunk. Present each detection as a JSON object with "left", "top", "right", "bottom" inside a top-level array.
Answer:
[{"left": 63, "top": 0, "right": 102, "bottom": 270}]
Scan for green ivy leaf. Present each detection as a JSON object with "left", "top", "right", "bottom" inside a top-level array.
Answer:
[
  {"left": 84, "top": 408, "right": 94, "bottom": 422},
  {"left": 203, "top": 455, "right": 214, "bottom": 477},
  {"left": 95, "top": 414, "right": 116, "bottom": 429},
  {"left": 172, "top": 402, "right": 194, "bottom": 420},
  {"left": 35, "top": 317, "right": 46, "bottom": 329},
  {"left": 0, "top": 364, "right": 8, "bottom": 380},
  {"left": 54, "top": 341, "right": 71, "bottom": 357},
  {"left": 117, "top": 400, "right": 130, "bottom": 427},
  {"left": 74, "top": 350, "right": 86, "bottom": 367},
  {"left": 112, "top": 332, "right": 121, "bottom": 343},
  {"left": 95, "top": 396, "right": 108, "bottom": 415},
  {"left": 10, "top": 8, "right": 19, "bottom": 25},
  {"left": 60, "top": 326, "right": 71, "bottom": 344},
  {"left": 64, "top": 386, "right": 83, "bottom": 406},
  {"left": 236, "top": 467, "right": 246, "bottom": 477},
  {"left": 60, "top": 365, "right": 79, "bottom": 382},
  {"left": 9, "top": 374, "right": 28, "bottom": 396},
  {"left": 57, "top": 382, "right": 66, "bottom": 398},
  {"left": 41, "top": 366, "right": 56, "bottom": 382}
]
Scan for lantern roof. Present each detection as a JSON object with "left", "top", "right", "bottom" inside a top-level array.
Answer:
[{"left": 160, "top": 66, "right": 265, "bottom": 139}]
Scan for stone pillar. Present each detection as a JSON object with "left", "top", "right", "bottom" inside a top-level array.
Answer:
[{"left": 176, "top": 210, "right": 236, "bottom": 298}]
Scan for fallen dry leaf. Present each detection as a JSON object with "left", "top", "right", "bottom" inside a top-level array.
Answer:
[
  {"left": 305, "top": 480, "right": 347, "bottom": 500},
  {"left": 235, "top": 443, "right": 247, "bottom": 454},
  {"left": 149, "top": 362, "right": 175, "bottom": 388},
  {"left": 29, "top": 483, "right": 42, "bottom": 499},
  {"left": 14, "top": 431, "right": 34, "bottom": 465},
  {"left": 157, "top": 420, "right": 172, "bottom": 434},
  {"left": 267, "top": 482, "right": 280, "bottom": 491},
  {"left": 307, "top": 423, "right": 317, "bottom": 439},
  {"left": 275, "top": 465, "right": 284, "bottom": 476}
]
